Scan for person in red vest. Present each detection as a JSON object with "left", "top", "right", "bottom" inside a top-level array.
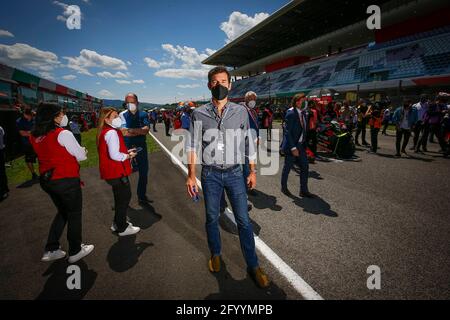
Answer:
[
  {"left": 97, "top": 107, "right": 140, "bottom": 236},
  {"left": 30, "top": 103, "right": 94, "bottom": 264}
]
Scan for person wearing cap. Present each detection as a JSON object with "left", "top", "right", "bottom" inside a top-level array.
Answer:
[
  {"left": 119, "top": 93, "right": 152, "bottom": 204},
  {"left": 30, "top": 103, "right": 94, "bottom": 263}
]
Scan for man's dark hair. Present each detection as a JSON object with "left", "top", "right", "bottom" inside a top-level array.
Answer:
[{"left": 208, "top": 66, "right": 231, "bottom": 84}]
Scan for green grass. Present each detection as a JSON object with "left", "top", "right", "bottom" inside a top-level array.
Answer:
[{"left": 6, "top": 129, "right": 160, "bottom": 186}]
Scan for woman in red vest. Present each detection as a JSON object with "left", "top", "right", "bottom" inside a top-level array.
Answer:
[
  {"left": 30, "top": 103, "right": 94, "bottom": 264},
  {"left": 97, "top": 107, "right": 140, "bottom": 236}
]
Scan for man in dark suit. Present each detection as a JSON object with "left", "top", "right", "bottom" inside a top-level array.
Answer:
[{"left": 281, "top": 93, "right": 316, "bottom": 198}]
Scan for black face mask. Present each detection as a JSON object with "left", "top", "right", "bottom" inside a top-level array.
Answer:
[{"left": 211, "top": 84, "right": 229, "bottom": 101}]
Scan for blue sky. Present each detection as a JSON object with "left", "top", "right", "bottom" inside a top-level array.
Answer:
[{"left": 0, "top": 0, "right": 288, "bottom": 104}]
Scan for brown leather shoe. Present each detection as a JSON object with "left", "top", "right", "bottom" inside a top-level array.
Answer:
[
  {"left": 250, "top": 267, "right": 270, "bottom": 288},
  {"left": 208, "top": 255, "right": 221, "bottom": 273}
]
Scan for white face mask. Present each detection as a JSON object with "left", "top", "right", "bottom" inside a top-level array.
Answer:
[
  {"left": 111, "top": 117, "right": 122, "bottom": 129},
  {"left": 59, "top": 115, "right": 69, "bottom": 127},
  {"left": 247, "top": 100, "right": 256, "bottom": 109},
  {"left": 128, "top": 103, "right": 137, "bottom": 112}
]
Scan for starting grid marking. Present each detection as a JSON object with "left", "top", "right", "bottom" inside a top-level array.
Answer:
[{"left": 148, "top": 131, "right": 324, "bottom": 300}]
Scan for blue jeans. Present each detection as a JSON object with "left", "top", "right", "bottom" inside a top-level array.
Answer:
[
  {"left": 126, "top": 142, "right": 148, "bottom": 200},
  {"left": 201, "top": 165, "right": 259, "bottom": 269},
  {"left": 281, "top": 143, "right": 309, "bottom": 194},
  {"left": 220, "top": 157, "right": 249, "bottom": 211}
]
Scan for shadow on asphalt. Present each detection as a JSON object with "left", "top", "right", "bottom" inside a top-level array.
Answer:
[
  {"left": 127, "top": 202, "right": 162, "bottom": 230},
  {"left": 376, "top": 152, "right": 434, "bottom": 162},
  {"left": 36, "top": 260, "right": 97, "bottom": 300},
  {"left": 247, "top": 189, "right": 283, "bottom": 212},
  {"left": 204, "top": 260, "right": 287, "bottom": 300},
  {"left": 16, "top": 179, "right": 39, "bottom": 189},
  {"left": 284, "top": 192, "right": 338, "bottom": 217},
  {"left": 107, "top": 235, "right": 153, "bottom": 273}
]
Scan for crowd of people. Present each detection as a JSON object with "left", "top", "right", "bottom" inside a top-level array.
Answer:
[
  {"left": 0, "top": 65, "right": 449, "bottom": 291},
  {"left": 274, "top": 95, "right": 450, "bottom": 159}
]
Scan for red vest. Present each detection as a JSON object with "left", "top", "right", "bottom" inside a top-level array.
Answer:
[
  {"left": 30, "top": 128, "right": 80, "bottom": 180},
  {"left": 98, "top": 126, "right": 132, "bottom": 180}
]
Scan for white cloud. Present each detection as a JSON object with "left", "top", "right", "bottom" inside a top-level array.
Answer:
[
  {"left": 39, "top": 72, "right": 55, "bottom": 80},
  {"left": 63, "top": 74, "right": 77, "bottom": 80},
  {"left": 127, "top": 61, "right": 132, "bottom": 66},
  {"left": 0, "top": 43, "right": 60, "bottom": 72},
  {"left": 220, "top": 11, "right": 269, "bottom": 43},
  {"left": 97, "top": 71, "right": 128, "bottom": 79},
  {"left": 116, "top": 80, "right": 131, "bottom": 84},
  {"left": 155, "top": 68, "right": 209, "bottom": 80},
  {"left": 144, "top": 57, "right": 160, "bottom": 69},
  {"left": 98, "top": 89, "right": 114, "bottom": 98},
  {"left": 151, "top": 44, "right": 216, "bottom": 80},
  {"left": 96, "top": 82, "right": 101, "bottom": 85},
  {"left": 176, "top": 84, "right": 201, "bottom": 89},
  {"left": 0, "top": 30, "right": 14, "bottom": 38},
  {"left": 64, "top": 49, "right": 128, "bottom": 76},
  {"left": 133, "top": 79, "right": 145, "bottom": 84}
]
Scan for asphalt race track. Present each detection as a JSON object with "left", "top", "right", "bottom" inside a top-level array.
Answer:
[{"left": 0, "top": 123, "right": 449, "bottom": 299}]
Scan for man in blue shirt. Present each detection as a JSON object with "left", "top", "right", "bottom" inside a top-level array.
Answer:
[
  {"left": 120, "top": 93, "right": 151, "bottom": 204},
  {"left": 180, "top": 106, "right": 191, "bottom": 130},
  {"left": 16, "top": 107, "right": 38, "bottom": 181},
  {"left": 150, "top": 110, "right": 158, "bottom": 132}
]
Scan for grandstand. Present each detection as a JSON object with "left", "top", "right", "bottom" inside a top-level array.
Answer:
[
  {"left": 0, "top": 63, "right": 103, "bottom": 159},
  {"left": 203, "top": 0, "right": 450, "bottom": 104}
]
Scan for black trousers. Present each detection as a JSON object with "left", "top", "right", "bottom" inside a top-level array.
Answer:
[
  {"left": 355, "top": 118, "right": 368, "bottom": 144},
  {"left": 420, "top": 123, "right": 446, "bottom": 152},
  {"left": 381, "top": 120, "right": 389, "bottom": 135},
  {"left": 164, "top": 121, "right": 170, "bottom": 136},
  {"left": 412, "top": 121, "right": 424, "bottom": 149},
  {"left": 106, "top": 177, "right": 132, "bottom": 233},
  {"left": 0, "top": 149, "right": 9, "bottom": 196},
  {"left": 40, "top": 178, "right": 82, "bottom": 256},
  {"left": 370, "top": 127, "right": 380, "bottom": 152},
  {"left": 396, "top": 129, "right": 411, "bottom": 154},
  {"left": 307, "top": 130, "right": 317, "bottom": 155}
]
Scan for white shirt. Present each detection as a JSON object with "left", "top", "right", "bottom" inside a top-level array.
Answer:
[
  {"left": 0, "top": 126, "right": 5, "bottom": 150},
  {"left": 400, "top": 110, "right": 410, "bottom": 130},
  {"left": 57, "top": 130, "right": 87, "bottom": 162},
  {"left": 104, "top": 129, "right": 128, "bottom": 162}
]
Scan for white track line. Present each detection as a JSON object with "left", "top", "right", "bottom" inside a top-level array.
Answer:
[{"left": 149, "top": 131, "right": 324, "bottom": 300}]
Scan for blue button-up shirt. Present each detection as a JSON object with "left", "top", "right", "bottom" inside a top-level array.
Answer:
[{"left": 119, "top": 109, "right": 150, "bottom": 146}]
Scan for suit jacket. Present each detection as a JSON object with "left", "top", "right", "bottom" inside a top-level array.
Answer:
[{"left": 281, "top": 108, "right": 308, "bottom": 154}]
